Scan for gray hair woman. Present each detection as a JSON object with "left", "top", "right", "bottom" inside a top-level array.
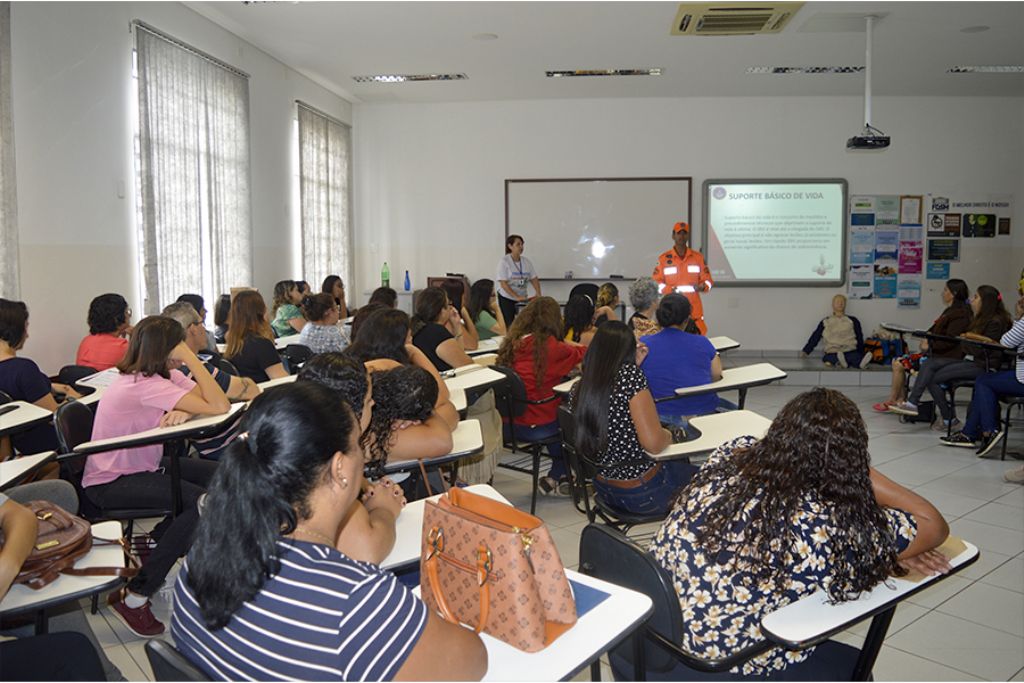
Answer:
[{"left": 628, "top": 276, "right": 661, "bottom": 337}]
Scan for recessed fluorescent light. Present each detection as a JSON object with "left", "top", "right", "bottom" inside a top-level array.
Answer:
[
  {"left": 948, "top": 66, "right": 1024, "bottom": 73},
  {"left": 747, "top": 66, "right": 864, "bottom": 75},
  {"left": 352, "top": 73, "right": 468, "bottom": 83},
  {"left": 959, "top": 25, "right": 990, "bottom": 33},
  {"left": 545, "top": 68, "right": 663, "bottom": 78}
]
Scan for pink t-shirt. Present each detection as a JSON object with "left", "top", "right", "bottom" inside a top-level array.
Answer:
[
  {"left": 82, "top": 370, "right": 195, "bottom": 487},
  {"left": 76, "top": 334, "right": 129, "bottom": 371}
]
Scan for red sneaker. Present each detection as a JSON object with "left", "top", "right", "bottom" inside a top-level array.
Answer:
[
  {"left": 107, "top": 589, "right": 165, "bottom": 638},
  {"left": 872, "top": 401, "right": 895, "bottom": 413}
]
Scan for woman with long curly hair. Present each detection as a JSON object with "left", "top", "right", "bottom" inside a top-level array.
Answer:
[
  {"left": 651, "top": 387, "right": 949, "bottom": 679},
  {"left": 496, "top": 297, "right": 585, "bottom": 494}
]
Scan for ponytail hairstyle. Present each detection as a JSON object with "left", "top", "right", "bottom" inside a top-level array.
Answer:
[
  {"left": 655, "top": 293, "right": 692, "bottom": 328},
  {"left": 300, "top": 293, "right": 337, "bottom": 324},
  {"left": 187, "top": 382, "right": 358, "bottom": 630},
  {"left": 563, "top": 295, "right": 595, "bottom": 343},
  {"left": 969, "top": 285, "right": 1012, "bottom": 336},
  {"left": 364, "top": 366, "right": 438, "bottom": 473},
  {"left": 596, "top": 283, "right": 619, "bottom": 309},
  {"left": 574, "top": 321, "right": 637, "bottom": 464},
  {"left": 271, "top": 280, "right": 298, "bottom": 316},
  {"left": 410, "top": 287, "right": 448, "bottom": 337},
  {"left": 946, "top": 278, "right": 970, "bottom": 308}
]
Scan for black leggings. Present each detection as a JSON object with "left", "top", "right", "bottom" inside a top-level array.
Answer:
[
  {"left": 498, "top": 294, "right": 519, "bottom": 327},
  {"left": 84, "top": 456, "right": 218, "bottom": 596}
]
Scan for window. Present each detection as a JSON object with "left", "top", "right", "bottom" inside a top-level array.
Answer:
[
  {"left": 297, "top": 102, "right": 351, "bottom": 289},
  {"left": 134, "top": 22, "right": 252, "bottom": 315},
  {"left": 0, "top": 2, "right": 18, "bottom": 299}
]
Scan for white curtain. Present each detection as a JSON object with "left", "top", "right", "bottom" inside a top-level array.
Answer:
[
  {"left": 0, "top": 2, "right": 19, "bottom": 299},
  {"left": 136, "top": 24, "right": 252, "bottom": 314},
  {"left": 298, "top": 103, "right": 351, "bottom": 287}
]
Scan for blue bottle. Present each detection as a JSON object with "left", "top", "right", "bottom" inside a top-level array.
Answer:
[{"left": 404, "top": 270, "right": 411, "bottom": 291}]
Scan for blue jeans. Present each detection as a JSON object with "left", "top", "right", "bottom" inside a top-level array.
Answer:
[
  {"left": 962, "top": 370, "right": 1024, "bottom": 438},
  {"left": 503, "top": 421, "right": 565, "bottom": 479},
  {"left": 594, "top": 460, "right": 697, "bottom": 516},
  {"left": 822, "top": 350, "right": 864, "bottom": 366}
]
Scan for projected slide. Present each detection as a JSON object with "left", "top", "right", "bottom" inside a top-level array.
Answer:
[{"left": 702, "top": 179, "right": 847, "bottom": 286}]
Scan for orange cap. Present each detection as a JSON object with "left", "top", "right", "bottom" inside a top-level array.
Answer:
[{"left": 673, "top": 221, "right": 690, "bottom": 234}]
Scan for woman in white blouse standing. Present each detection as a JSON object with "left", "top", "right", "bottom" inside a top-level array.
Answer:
[{"left": 496, "top": 234, "right": 541, "bottom": 325}]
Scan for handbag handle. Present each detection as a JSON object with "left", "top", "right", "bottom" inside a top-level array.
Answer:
[{"left": 424, "top": 528, "right": 491, "bottom": 633}]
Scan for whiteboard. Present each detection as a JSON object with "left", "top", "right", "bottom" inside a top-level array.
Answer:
[{"left": 505, "top": 178, "right": 692, "bottom": 279}]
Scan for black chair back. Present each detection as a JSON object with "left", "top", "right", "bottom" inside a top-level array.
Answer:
[
  {"left": 58, "top": 364, "right": 100, "bottom": 388},
  {"left": 280, "top": 344, "right": 313, "bottom": 373},
  {"left": 213, "top": 357, "right": 239, "bottom": 377},
  {"left": 144, "top": 640, "right": 210, "bottom": 682},
  {"left": 489, "top": 364, "right": 528, "bottom": 420},
  {"left": 0, "top": 389, "right": 11, "bottom": 404},
  {"left": 54, "top": 400, "right": 95, "bottom": 456},
  {"left": 568, "top": 283, "right": 599, "bottom": 303},
  {"left": 579, "top": 524, "right": 684, "bottom": 675}
]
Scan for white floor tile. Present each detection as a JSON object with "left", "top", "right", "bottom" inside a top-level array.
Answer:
[
  {"left": 950, "top": 518, "right": 1024, "bottom": 556},
  {"left": 981, "top": 555, "right": 1024, "bottom": 594},
  {"left": 550, "top": 525, "right": 582, "bottom": 569},
  {"left": 955, "top": 547, "right": 1012, "bottom": 581},
  {"left": 1012, "top": 665, "right": 1024, "bottom": 681},
  {"left": 924, "top": 471, "right": 1020, "bottom": 506},
  {"left": 963, "top": 501, "right": 1024, "bottom": 531},
  {"left": 887, "top": 611, "right": 1024, "bottom": 680},
  {"left": 935, "top": 581, "right": 1024, "bottom": 637},
  {"left": 910, "top": 485, "right": 990, "bottom": 520},
  {"left": 845, "top": 601, "right": 929, "bottom": 637},
  {"left": 125, "top": 638, "right": 158, "bottom": 680},
  {"left": 903, "top": 572, "right": 973, "bottom": 609},
  {"left": 103, "top": 644, "right": 147, "bottom": 681},
  {"left": 871, "top": 645, "right": 984, "bottom": 681},
  {"left": 997, "top": 485, "right": 1024, "bottom": 508}
]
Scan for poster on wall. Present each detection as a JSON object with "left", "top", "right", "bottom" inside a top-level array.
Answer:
[
  {"left": 875, "top": 229, "right": 900, "bottom": 261},
  {"left": 898, "top": 241, "right": 923, "bottom": 273},
  {"left": 874, "top": 263, "right": 898, "bottom": 298},
  {"left": 926, "top": 262, "right": 950, "bottom": 280},
  {"left": 897, "top": 275, "right": 922, "bottom": 308},
  {"left": 999, "top": 217, "right": 1011, "bottom": 235},
  {"left": 899, "top": 195, "right": 923, "bottom": 225},
  {"left": 962, "top": 213, "right": 997, "bottom": 238},
  {"left": 927, "top": 239, "right": 960, "bottom": 262},
  {"left": 927, "top": 213, "right": 961, "bottom": 237},
  {"left": 848, "top": 265, "right": 873, "bottom": 299},
  {"left": 850, "top": 228, "right": 875, "bottom": 265}
]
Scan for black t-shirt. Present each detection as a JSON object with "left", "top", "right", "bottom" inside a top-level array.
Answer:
[
  {"left": 412, "top": 322, "right": 455, "bottom": 372},
  {"left": 228, "top": 336, "right": 280, "bottom": 383},
  {"left": 0, "top": 357, "right": 60, "bottom": 454}
]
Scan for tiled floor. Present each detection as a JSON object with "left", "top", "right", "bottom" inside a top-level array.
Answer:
[{"left": 89, "top": 384, "right": 1023, "bottom": 681}]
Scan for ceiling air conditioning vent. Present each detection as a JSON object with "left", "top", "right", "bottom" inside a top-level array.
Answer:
[{"left": 671, "top": 3, "right": 804, "bottom": 36}]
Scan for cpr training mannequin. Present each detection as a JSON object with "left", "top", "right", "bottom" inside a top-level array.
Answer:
[{"left": 801, "top": 294, "right": 873, "bottom": 369}]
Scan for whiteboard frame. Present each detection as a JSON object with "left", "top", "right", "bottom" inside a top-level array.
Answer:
[
  {"left": 701, "top": 178, "right": 849, "bottom": 288},
  {"left": 504, "top": 177, "right": 693, "bottom": 280}
]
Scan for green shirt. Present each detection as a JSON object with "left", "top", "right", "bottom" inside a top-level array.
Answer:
[
  {"left": 475, "top": 310, "right": 500, "bottom": 339},
  {"left": 272, "top": 303, "right": 303, "bottom": 337}
]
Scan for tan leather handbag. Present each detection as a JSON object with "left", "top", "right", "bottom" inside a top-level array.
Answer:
[
  {"left": 0, "top": 501, "right": 136, "bottom": 590},
  {"left": 420, "top": 487, "right": 577, "bottom": 652}
]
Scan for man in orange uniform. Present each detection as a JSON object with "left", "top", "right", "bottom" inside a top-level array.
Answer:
[{"left": 652, "top": 221, "right": 713, "bottom": 334}]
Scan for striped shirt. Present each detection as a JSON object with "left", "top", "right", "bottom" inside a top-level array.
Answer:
[
  {"left": 172, "top": 539, "right": 427, "bottom": 681},
  {"left": 1002, "top": 318, "right": 1024, "bottom": 383}
]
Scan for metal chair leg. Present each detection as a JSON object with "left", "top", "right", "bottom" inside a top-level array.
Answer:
[{"left": 530, "top": 446, "right": 541, "bottom": 515}]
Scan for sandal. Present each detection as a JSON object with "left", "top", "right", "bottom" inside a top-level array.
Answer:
[{"left": 872, "top": 401, "right": 896, "bottom": 413}]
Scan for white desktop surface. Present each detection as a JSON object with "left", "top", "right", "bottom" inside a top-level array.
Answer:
[
  {"left": 0, "top": 521, "right": 125, "bottom": 616},
  {"left": 274, "top": 334, "right": 302, "bottom": 349},
  {"left": 761, "top": 541, "right": 980, "bottom": 648},
  {"left": 444, "top": 366, "right": 506, "bottom": 393},
  {"left": 450, "top": 388, "right": 468, "bottom": 413},
  {"left": 467, "top": 336, "right": 503, "bottom": 356},
  {"left": 675, "top": 362, "right": 786, "bottom": 397},
  {"left": 0, "top": 451, "right": 56, "bottom": 489},
  {"left": 256, "top": 374, "right": 297, "bottom": 391},
  {"left": 76, "top": 367, "right": 121, "bottom": 389},
  {"left": 76, "top": 386, "right": 106, "bottom": 406},
  {"left": 708, "top": 336, "right": 740, "bottom": 352},
  {"left": 650, "top": 410, "right": 772, "bottom": 460},
  {"left": 0, "top": 401, "right": 52, "bottom": 434},
  {"left": 74, "top": 403, "right": 245, "bottom": 452}
]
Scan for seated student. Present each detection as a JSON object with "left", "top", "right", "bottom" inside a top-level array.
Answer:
[
  {"left": 296, "top": 280, "right": 311, "bottom": 297},
  {"left": 466, "top": 278, "right": 507, "bottom": 340},
  {"left": 889, "top": 279, "right": 974, "bottom": 416},
  {"left": 171, "top": 383, "right": 487, "bottom": 681},
  {"left": 368, "top": 285, "right": 398, "bottom": 309},
  {"left": 496, "top": 297, "right": 586, "bottom": 495},
  {"left": 570, "top": 322, "right": 697, "bottom": 515},
  {"left": 942, "top": 313, "right": 1024, "bottom": 456},
  {"left": 224, "top": 290, "right": 288, "bottom": 383},
  {"left": 627, "top": 276, "right": 661, "bottom": 338},
  {"left": 349, "top": 301, "right": 385, "bottom": 342},
  {"left": 912, "top": 285, "right": 1012, "bottom": 432},
  {"left": 298, "top": 293, "right": 349, "bottom": 354},
  {"left": 411, "top": 286, "right": 477, "bottom": 371},
  {"left": 84, "top": 316, "right": 229, "bottom": 636},
  {"left": 364, "top": 365, "right": 456, "bottom": 467},
  {"left": 651, "top": 387, "right": 950, "bottom": 680},
  {"left": 594, "top": 282, "right": 621, "bottom": 325},
  {"left": 346, "top": 307, "right": 460, "bottom": 430},
  {"left": 176, "top": 293, "right": 216, "bottom": 353},
  {"left": 321, "top": 274, "right": 350, "bottom": 318},
  {"left": 563, "top": 294, "right": 613, "bottom": 347},
  {"left": 213, "top": 294, "right": 231, "bottom": 345},
  {"left": 801, "top": 294, "right": 873, "bottom": 368},
  {"left": 296, "top": 353, "right": 407, "bottom": 564},
  {"left": 0, "top": 299, "right": 81, "bottom": 457},
  {"left": 0, "top": 492, "right": 108, "bottom": 681},
  {"left": 270, "top": 279, "right": 307, "bottom": 337},
  {"left": 75, "top": 293, "right": 132, "bottom": 371},
  {"left": 876, "top": 278, "right": 972, "bottom": 412},
  {"left": 640, "top": 294, "right": 722, "bottom": 428}
]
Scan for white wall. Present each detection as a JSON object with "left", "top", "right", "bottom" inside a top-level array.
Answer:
[
  {"left": 12, "top": 1, "right": 351, "bottom": 374},
  {"left": 352, "top": 96, "right": 1024, "bottom": 350}
]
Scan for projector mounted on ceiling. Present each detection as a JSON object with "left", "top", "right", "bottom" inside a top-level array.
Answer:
[{"left": 847, "top": 15, "right": 890, "bottom": 151}]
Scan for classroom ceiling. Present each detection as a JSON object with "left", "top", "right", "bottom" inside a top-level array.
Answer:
[{"left": 186, "top": 1, "right": 1024, "bottom": 103}]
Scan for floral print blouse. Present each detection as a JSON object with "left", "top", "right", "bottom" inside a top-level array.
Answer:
[{"left": 650, "top": 436, "right": 917, "bottom": 675}]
